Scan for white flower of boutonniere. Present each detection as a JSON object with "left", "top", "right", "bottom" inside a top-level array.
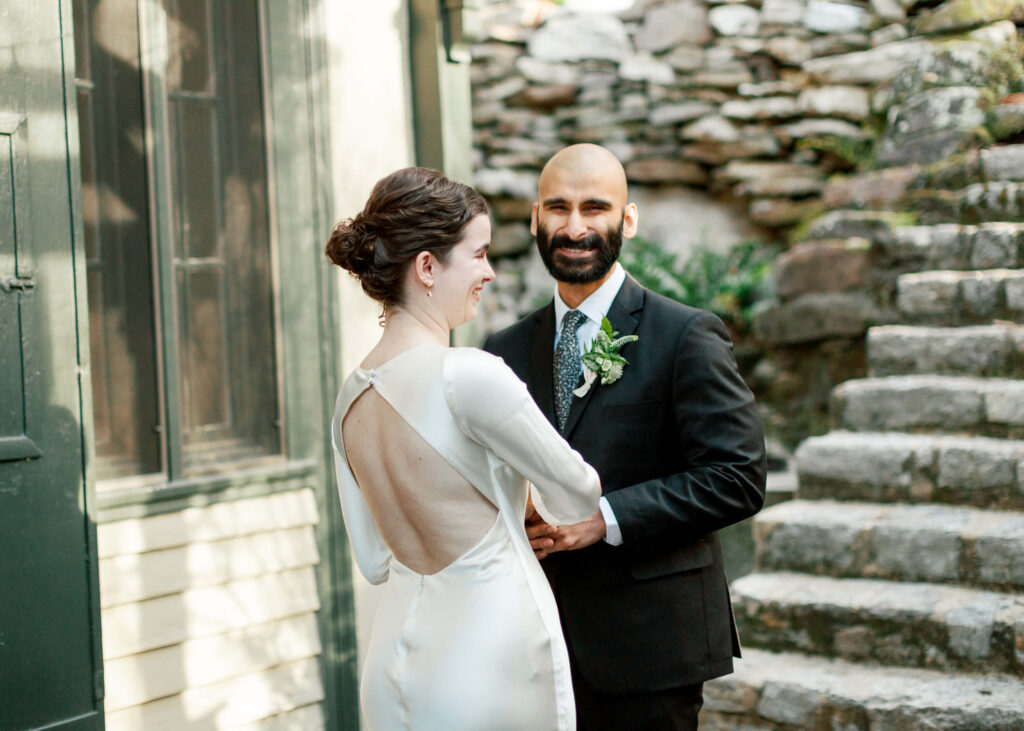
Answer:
[{"left": 573, "top": 317, "right": 639, "bottom": 398}]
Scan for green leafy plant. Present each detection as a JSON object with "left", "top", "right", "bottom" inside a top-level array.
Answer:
[{"left": 621, "top": 237, "right": 776, "bottom": 337}]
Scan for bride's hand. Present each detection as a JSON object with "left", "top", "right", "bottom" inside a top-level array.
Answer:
[{"left": 525, "top": 504, "right": 558, "bottom": 559}]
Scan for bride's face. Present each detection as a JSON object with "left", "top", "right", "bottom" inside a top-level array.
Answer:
[{"left": 433, "top": 214, "right": 495, "bottom": 328}]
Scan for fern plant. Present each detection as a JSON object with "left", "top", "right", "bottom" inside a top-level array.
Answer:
[{"left": 621, "top": 237, "right": 776, "bottom": 337}]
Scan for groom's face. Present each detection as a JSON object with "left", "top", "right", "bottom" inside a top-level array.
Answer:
[
  {"left": 535, "top": 213, "right": 624, "bottom": 284},
  {"left": 532, "top": 164, "right": 637, "bottom": 285}
]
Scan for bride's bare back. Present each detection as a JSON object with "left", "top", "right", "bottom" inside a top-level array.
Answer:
[{"left": 342, "top": 386, "right": 498, "bottom": 575}]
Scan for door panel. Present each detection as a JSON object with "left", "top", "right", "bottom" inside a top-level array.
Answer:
[
  {"left": 0, "top": 112, "right": 43, "bottom": 462},
  {"left": 0, "top": 2, "right": 104, "bottom": 729}
]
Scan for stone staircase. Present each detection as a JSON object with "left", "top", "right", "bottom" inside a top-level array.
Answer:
[{"left": 701, "top": 147, "right": 1024, "bottom": 728}]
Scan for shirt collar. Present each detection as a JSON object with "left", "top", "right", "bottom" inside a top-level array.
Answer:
[{"left": 553, "top": 263, "right": 627, "bottom": 332}]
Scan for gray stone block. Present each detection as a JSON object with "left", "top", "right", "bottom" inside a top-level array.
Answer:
[
  {"left": 720, "top": 97, "right": 801, "bottom": 121},
  {"left": 709, "top": 4, "right": 761, "bottom": 36},
  {"left": 806, "top": 210, "right": 899, "bottom": 243},
  {"left": 702, "top": 650, "right": 1024, "bottom": 731},
  {"left": 797, "top": 430, "right": 1024, "bottom": 508},
  {"left": 834, "top": 375, "right": 995, "bottom": 433},
  {"left": 754, "top": 293, "right": 884, "bottom": 345},
  {"left": 981, "top": 144, "right": 1024, "bottom": 182},
  {"left": 755, "top": 498, "right": 1024, "bottom": 588},
  {"left": 796, "top": 431, "right": 922, "bottom": 489},
  {"left": 987, "top": 387, "right": 1024, "bottom": 427},
  {"left": 937, "top": 441, "right": 1020, "bottom": 488},
  {"left": 961, "top": 272, "right": 1003, "bottom": 319},
  {"left": 732, "top": 572, "right": 1024, "bottom": 673},
  {"left": 886, "top": 224, "right": 967, "bottom": 270},
  {"left": 962, "top": 182, "right": 1024, "bottom": 223},
  {"left": 635, "top": 0, "right": 712, "bottom": 50},
  {"left": 802, "top": 38, "right": 930, "bottom": 84},
  {"left": 776, "top": 240, "right": 870, "bottom": 301},
  {"left": 871, "top": 518, "right": 961, "bottom": 582},
  {"left": 898, "top": 269, "right": 1024, "bottom": 325},
  {"left": 1006, "top": 274, "right": 1024, "bottom": 314},
  {"left": 975, "top": 519, "right": 1024, "bottom": 586},
  {"left": 756, "top": 682, "right": 823, "bottom": 726},
  {"left": 527, "top": 14, "right": 631, "bottom": 62},
  {"left": 797, "top": 86, "right": 870, "bottom": 120},
  {"left": 868, "top": 324, "right": 1022, "bottom": 377},
  {"left": 969, "top": 223, "right": 1024, "bottom": 268},
  {"left": 898, "top": 271, "right": 963, "bottom": 317},
  {"left": 878, "top": 87, "right": 985, "bottom": 167}
]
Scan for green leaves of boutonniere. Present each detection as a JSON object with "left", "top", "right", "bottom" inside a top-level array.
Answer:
[{"left": 574, "top": 317, "right": 639, "bottom": 398}]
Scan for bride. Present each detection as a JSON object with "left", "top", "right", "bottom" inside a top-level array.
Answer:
[{"left": 326, "top": 167, "right": 600, "bottom": 730}]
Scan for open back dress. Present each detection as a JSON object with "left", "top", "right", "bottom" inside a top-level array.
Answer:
[{"left": 331, "top": 344, "right": 600, "bottom": 730}]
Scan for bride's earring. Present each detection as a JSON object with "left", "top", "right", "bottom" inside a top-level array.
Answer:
[{"left": 426, "top": 282, "right": 433, "bottom": 298}]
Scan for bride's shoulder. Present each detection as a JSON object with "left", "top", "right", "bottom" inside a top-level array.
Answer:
[{"left": 443, "top": 347, "right": 528, "bottom": 409}]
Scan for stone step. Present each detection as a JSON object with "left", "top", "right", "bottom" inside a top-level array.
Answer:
[
  {"left": 961, "top": 182, "right": 1024, "bottom": 224},
  {"left": 805, "top": 209, "right": 913, "bottom": 244},
  {"left": 731, "top": 572, "right": 1024, "bottom": 675},
  {"left": 898, "top": 268, "right": 1024, "bottom": 325},
  {"left": 753, "top": 292, "right": 889, "bottom": 346},
  {"left": 755, "top": 499, "right": 1024, "bottom": 591},
  {"left": 832, "top": 375, "right": 1024, "bottom": 439},
  {"left": 701, "top": 649, "right": 1024, "bottom": 730},
  {"left": 796, "top": 430, "right": 1024, "bottom": 510},
  {"left": 912, "top": 182, "right": 1024, "bottom": 225},
  {"left": 881, "top": 223, "right": 1024, "bottom": 273},
  {"left": 868, "top": 324, "right": 1024, "bottom": 378},
  {"left": 911, "top": 144, "right": 1024, "bottom": 192}
]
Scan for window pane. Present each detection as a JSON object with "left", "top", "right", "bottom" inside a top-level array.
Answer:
[
  {"left": 181, "top": 267, "right": 228, "bottom": 430},
  {"left": 74, "top": 0, "right": 162, "bottom": 481},
  {"left": 166, "top": 0, "right": 280, "bottom": 472},
  {"left": 165, "top": 0, "right": 211, "bottom": 93},
  {"left": 175, "top": 100, "right": 219, "bottom": 259}
]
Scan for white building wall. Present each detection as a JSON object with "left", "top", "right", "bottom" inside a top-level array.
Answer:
[{"left": 322, "top": 0, "right": 417, "bottom": 689}]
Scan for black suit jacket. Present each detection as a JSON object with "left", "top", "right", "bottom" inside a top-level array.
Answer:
[{"left": 483, "top": 275, "right": 767, "bottom": 693}]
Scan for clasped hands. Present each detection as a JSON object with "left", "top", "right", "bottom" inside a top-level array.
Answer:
[{"left": 525, "top": 498, "right": 606, "bottom": 560}]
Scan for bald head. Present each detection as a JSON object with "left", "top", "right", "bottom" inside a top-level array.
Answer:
[
  {"left": 531, "top": 145, "right": 639, "bottom": 302},
  {"left": 539, "top": 144, "right": 628, "bottom": 203}
]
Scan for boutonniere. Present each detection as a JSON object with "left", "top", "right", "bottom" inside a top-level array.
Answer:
[{"left": 574, "top": 317, "right": 639, "bottom": 397}]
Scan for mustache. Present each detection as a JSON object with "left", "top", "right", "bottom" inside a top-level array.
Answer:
[{"left": 549, "top": 233, "right": 604, "bottom": 251}]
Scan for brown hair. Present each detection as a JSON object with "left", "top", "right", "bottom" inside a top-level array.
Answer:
[{"left": 326, "top": 167, "right": 488, "bottom": 308}]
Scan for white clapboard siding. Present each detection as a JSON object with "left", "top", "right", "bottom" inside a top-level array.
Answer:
[
  {"left": 100, "top": 525, "right": 319, "bottom": 608},
  {"left": 235, "top": 703, "right": 325, "bottom": 731},
  {"left": 104, "top": 657, "right": 324, "bottom": 731},
  {"left": 98, "top": 489, "right": 319, "bottom": 559},
  {"left": 105, "top": 613, "right": 322, "bottom": 711},
  {"left": 102, "top": 567, "right": 320, "bottom": 660}
]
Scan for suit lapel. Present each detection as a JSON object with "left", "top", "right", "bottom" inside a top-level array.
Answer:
[
  {"left": 562, "top": 275, "right": 645, "bottom": 439},
  {"left": 527, "top": 302, "right": 557, "bottom": 428}
]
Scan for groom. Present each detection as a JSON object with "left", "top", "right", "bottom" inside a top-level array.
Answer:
[{"left": 483, "top": 144, "right": 767, "bottom": 729}]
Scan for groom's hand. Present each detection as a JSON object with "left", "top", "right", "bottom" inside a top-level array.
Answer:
[
  {"left": 525, "top": 505, "right": 558, "bottom": 559},
  {"left": 546, "top": 511, "right": 606, "bottom": 554}
]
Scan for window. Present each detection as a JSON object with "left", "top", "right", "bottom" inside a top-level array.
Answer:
[{"left": 74, "top": 0, "right": 281, "bottom": 485}]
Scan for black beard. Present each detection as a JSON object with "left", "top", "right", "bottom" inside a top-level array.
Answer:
[{"left": 535, "top": 219, "right": 623, "bottom": 284}]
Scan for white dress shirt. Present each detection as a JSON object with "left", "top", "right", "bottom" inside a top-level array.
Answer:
[{"left": 553, "top": 263, "right": 626, "bottom": 546}]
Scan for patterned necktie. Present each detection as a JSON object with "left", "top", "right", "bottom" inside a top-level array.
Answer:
[{"left": 554, "top": 309, "right": 587, "bottom": 432}]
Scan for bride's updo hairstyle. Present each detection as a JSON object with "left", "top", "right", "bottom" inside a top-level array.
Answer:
[{"left": 326, "top": 167, "right": 488, "bottom": 308}]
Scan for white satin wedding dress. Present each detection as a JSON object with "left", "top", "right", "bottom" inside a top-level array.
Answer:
[{"left": 332, "top": 344, "right": 600, "bottom": 730}]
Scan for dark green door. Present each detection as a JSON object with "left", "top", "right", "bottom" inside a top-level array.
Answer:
[{"left": 0, "top": 2, "right": 104, "bottom": 729}]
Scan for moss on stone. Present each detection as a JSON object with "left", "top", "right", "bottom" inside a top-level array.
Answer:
[{"left": 914, "top": 0, "right": 1024, "bottom": 34}]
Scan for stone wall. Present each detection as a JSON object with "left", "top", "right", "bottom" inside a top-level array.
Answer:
[{"left": 471, "top": 0, "right": 1024, "bottom": 448}]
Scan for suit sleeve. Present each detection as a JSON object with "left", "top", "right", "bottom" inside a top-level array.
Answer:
[
  {"left": 445, "top": 348, "right": 601, "bottom": 526},
  {"left": 603, "top": 310, "right": 766, "bottom": 552}
]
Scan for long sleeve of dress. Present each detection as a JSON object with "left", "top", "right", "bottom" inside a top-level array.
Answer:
[
  {"left": 331, "top": 403, "right": 392, "bottom": 585},
  {"left": 444, "top": 348, "right": 601, "bottom": 525}
]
